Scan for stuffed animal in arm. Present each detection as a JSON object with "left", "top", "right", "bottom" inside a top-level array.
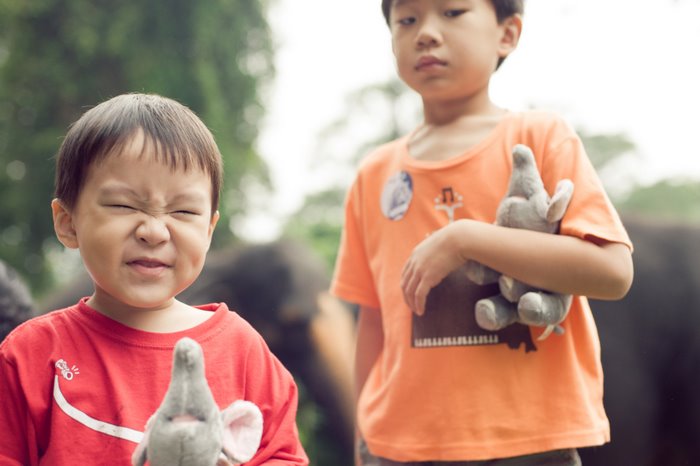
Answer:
[
  {"left": 466, "top": 144, "right": 574, "bottom": 341},
  {"left": 131, "top": 337, "right": 263, "bottom": 466}
]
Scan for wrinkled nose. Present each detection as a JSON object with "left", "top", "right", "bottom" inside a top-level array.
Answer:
[{"left": 136, "top": 215, "right": 170, "bottom": 245}]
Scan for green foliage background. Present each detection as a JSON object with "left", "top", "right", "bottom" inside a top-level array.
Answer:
[{"left": 0, "top": 0, "right": 273, "bottom": 295}]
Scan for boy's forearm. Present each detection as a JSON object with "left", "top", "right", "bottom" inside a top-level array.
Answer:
[
  {"left": 354, "top": 306, "right": 383, "bottom": 405},
  {"left": 453, "top": 219, "right": 633, "bottom": 300}
]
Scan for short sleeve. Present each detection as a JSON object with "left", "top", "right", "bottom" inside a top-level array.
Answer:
[
  {"left": 331, "top": 176, "right": 381, "bottom": 308},
  {"left": 534, "top": 115, "right": 633, "bottom": 250}
]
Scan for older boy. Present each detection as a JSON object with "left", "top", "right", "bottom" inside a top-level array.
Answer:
[
  {"left": 332, "top": 1, "right": 633, "bottom": 465},
  {"left": 0, "top": 93, "right": 308, "bottom": 465}
]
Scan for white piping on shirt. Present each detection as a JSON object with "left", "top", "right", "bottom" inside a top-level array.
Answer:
[{"left": 53, "top": 375, "right": 144, "bottom": 444}]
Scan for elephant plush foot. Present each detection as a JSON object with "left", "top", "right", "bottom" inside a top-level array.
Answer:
[
  {"left": 498, "top": 275, "right": 532, "bottom": 303},
  {"left": 475, "top": 295, "right": 518, "bottom": 331},
  {"left": 466, "top": 260, "right": 500, "bottom": 285},
  {"left": 517, "top": 292, "right": 571, "bottom": 327}
]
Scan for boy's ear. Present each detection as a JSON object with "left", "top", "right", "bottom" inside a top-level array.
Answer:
[
  {"left": 207, "top": 210, "right": 220, "bottom": 243},
  {"left": 498, "top": 14, "right": 523, "bottom": 59},
  {"left": 52, "top": 199, "right": 79, "bottom": 249}
]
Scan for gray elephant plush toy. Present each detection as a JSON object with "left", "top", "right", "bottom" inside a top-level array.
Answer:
[
  {"left": 131, "top": 337, "right": 263, "bottom": 466},
  {"left": 466, "top": 144, "right": 574, "bottom": 340}
]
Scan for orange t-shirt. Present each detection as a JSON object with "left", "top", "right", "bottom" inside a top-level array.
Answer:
[{"left": 331, "top": 111, "right": 632, "bottom": 461}]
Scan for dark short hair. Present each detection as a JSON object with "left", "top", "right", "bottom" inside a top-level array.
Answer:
[
  {"left": 381, "top": 0, "right": 524, "bottom": 25},
  {"left": 381, "top": 0, "right": 524, "bottom": 69},
  {"left": 54, "top": 93, "right": 223, "bottom": 214}
]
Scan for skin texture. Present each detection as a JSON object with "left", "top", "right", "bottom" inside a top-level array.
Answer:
[{"left": 51, "top": 130, "right": 220, "bottom": 332}]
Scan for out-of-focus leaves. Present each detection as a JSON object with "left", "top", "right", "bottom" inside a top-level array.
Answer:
[
  {"left": 283, "top": 188, "right": 346, "bottom": 272},
  {"left": 0, "top": 0, "right": 273, "bottom": 295},
  {"left": 616, "top": 179, "right": 700, "bottom": 223},
  {"left": 579, "top": 130, "right": 636, "bottom": 171}
]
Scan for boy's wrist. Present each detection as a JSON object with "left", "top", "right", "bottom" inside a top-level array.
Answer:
[{"left": 449, "top": 218, "right": 478, "bottom": 263}]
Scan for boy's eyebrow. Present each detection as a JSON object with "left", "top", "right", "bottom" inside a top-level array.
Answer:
[
  {"left": 98, "top": 185, "right": 139, "bottom": 198},
  {"left": 169, "top": 192, "right": 209, "bottom": 204},
  {"left": 394, "top": 0, "right": 418, "bottom": 8},
  {"left": 99, "top": 185, "right": 208, "bottom": 204}
]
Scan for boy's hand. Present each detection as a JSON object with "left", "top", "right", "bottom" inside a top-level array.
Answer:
[{"left": 401, "top": 221, "right": 468, "bottom": 315}]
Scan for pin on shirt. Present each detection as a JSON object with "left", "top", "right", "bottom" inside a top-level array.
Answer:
[{"left": 381, "top": 171, "right": 413, "bottom": 221}]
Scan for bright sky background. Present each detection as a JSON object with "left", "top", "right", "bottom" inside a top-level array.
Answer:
[{"left": 245, "top": 0, "right": 700, "bottom": 241}]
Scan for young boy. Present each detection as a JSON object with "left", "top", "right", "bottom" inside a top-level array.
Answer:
[
  {"left": 0, "top": 93, "right": 309, "bottom": 465},
  {"left": 331, "top": 1, "right": 634, "bottom": 465}
]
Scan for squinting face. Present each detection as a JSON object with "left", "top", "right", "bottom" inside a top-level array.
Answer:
[
  {"left": 389, "top": 0, "right": 515, "bottom": 102},
  {"left": 52, "top": 131, "right": 219, "bottom": 318}
]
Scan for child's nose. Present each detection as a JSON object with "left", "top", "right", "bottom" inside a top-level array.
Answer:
[
  {"left": 135, "top": 215, "right": 170, "bottom": 245},
  {"left": 416, "top": 17, "right": 442, "bottom": 49}
]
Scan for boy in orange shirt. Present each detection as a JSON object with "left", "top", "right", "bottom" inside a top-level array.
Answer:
[{"left": 331, "top": 1, "right": 634, "bottom": 465}]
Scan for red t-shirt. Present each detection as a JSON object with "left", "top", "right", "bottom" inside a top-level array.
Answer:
[{"left": 0, "top": 299, "right": 308, "bottom": 465}]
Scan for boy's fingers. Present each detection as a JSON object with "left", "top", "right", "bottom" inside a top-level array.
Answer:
[
  {"left": 401, "top": 261, "right": 431, "bottom": 315},
  {"left": 414, "top": 283, "right": 428, "bottom": 316},
  {"left": 401, "top": 260, "right": 417, "bottom": 311},
  {"left": 402, "top": 279, "right": 416, "bottom": 314}
]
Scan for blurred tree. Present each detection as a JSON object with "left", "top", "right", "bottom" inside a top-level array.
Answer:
[
  {"left": 0, "top": 0, "right": 273, "bottom": 295},
  {"left": 577, "top": 130, "right": 636, "bottom": 172},
  {"left": 615, "top": 179, "right": 700, "bottom": 224},
  {"left": 283, "top": 188, "right": 346, "bottom": 271}
]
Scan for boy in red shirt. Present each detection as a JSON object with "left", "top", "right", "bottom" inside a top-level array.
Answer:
[{"left": 0, "top": 93, "right": 308, "bottom": 465}]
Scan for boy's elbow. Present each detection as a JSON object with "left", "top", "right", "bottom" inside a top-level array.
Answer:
[
  {"left": 609, "top": 262, "right": 633, "bottom": 300},
  {"left": 602, "top": 244, "right": 634, "bottom": 300}
]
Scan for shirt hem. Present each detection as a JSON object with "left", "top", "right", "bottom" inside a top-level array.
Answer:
[{"left": 364, "top": 428, "right": 609, "bottom": 462}]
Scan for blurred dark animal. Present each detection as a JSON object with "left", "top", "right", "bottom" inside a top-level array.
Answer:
[
  {"left": 580, "top": 217, "right": 700, "bottom": 466},
  {"left": 0, "top": 259, "right": 36, "bottom": 341},
  {"left": 38, "top": 239, "right": 355, "bottom": 462}
]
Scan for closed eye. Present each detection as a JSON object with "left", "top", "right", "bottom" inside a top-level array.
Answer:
[
  {"left": 445, "top": 9, "right": 466, "bottom": 18},
  {"left": 172, "top": 210, "right": 200, "bottom": 216},
  {"left": 107, "top": 204, "right": 136, "bottom": 211}
]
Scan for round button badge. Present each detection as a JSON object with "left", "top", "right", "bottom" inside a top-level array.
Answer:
[{"left": 380, "top": 171, "right": 413, "bottom": 221}]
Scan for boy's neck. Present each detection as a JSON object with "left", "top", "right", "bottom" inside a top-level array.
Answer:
[
  {"left": 86, "top": 294, "right": 213, "bottom": 332},
  {"left": 407, "top": 104, "right": 507, "bottom": 162},
  {"left": 421, "top": 90, "right": 500, "bottom": 126}
]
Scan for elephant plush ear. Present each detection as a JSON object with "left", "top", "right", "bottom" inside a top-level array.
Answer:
[
  {"left": 220, "top": 400, "right": 263, "bottom": 465},
  {"left": 546, "top": 179, "right": 574, "bottom": 223}
]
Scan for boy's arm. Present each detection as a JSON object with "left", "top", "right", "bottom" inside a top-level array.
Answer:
[
  {"left": 243, "top": 336, "right": 309, "bottom": 466},
  {"left": 401, "top": 219, "right": 634, "bottom": 316},
  {"left": 0, "top": 352, "right": 31, "bottom": 465},
  {"left": 355, "top": 306, "right": 383, "bottom": 405},
  {"left": 354, "top": 305, "right": 383, "bottom": 466}
]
